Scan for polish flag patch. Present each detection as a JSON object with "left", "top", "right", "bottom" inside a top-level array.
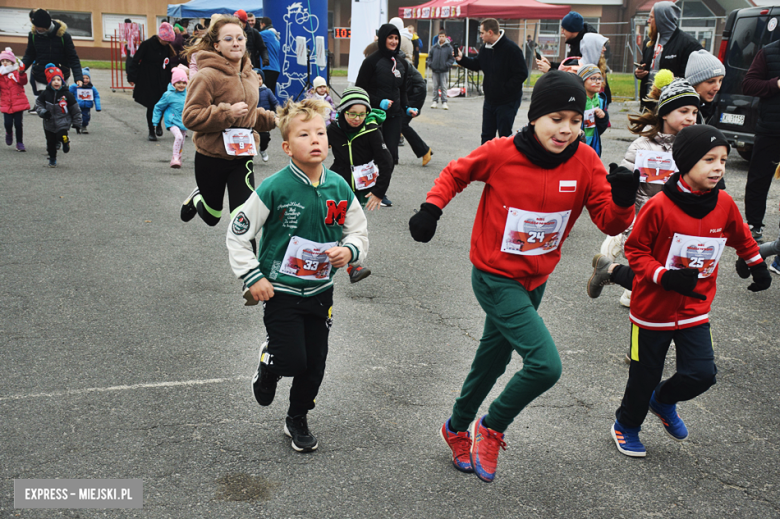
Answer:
[{"left": 559, "top": 180, "right": 577, "bottom": 193}]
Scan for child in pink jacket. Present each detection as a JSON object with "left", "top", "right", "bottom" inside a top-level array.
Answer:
[{"left": 0, "top": 48, "right": 30, "bottom": 151}]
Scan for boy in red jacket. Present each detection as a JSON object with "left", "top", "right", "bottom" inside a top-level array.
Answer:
[
  {"left": 612, "top": 125, "right": 771, "bottom": 457},
  {"left": 409, "top": 70, "right": 636, "bottom": 482}
]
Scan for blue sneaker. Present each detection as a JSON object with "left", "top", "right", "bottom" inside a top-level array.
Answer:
[
  {"left": 769, "top": 256, "right": 780, "bottom": 275},
  {"left": 649, "top": 391, "right": 688, "bottom": 441},
  {"left": 611, "top": 420, "right": 646, "bottom": 457}
]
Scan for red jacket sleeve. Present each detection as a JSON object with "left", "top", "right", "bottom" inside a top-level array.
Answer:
[
  {"left": 583, "top": 155, "right": 635, "bottom": 236},
  {"left": 625, "top": 200, "right": 667, "bottom": 286},
  {"left": 425, "top": 139, "right": 497, "bottom": 210}
]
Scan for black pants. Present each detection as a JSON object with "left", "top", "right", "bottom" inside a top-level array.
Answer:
[
  {"left": 262, "top": 288, "right": 333, "bottom": 417},
  {"left": 146, "top": 105, "right": 162, "bottom": 133},
  {"left": 263, "top": 70, "right": 280, "bottom": 97},
  {"left": 45, "top": 128, "right": 68, "bottom": 160},
  {"left": 193, "top": 152, "right": 255, "bottom": 226},
  {"left": 4, "top": 112, "right": 23, "bottom": 143},
  {"left": 481, "top": 98, "right": 522, "bottom": 144},
  {"left": 745, "top": 133, "right": 780, "bottom": 230},
  {"left": 616, "top": 323, "right": 716, "bottom": 429},
  {"left": 401, "top": 116, "right": 429, "bottom": 158},
  {"left": 381, "top": 114, "right": 402, "bottom": 163},
  {"left": 259, "top": 131, "right": 271, "bottom": 152},
  {"left": 610, "top": 264, "right": 635, "bottom": 291}
]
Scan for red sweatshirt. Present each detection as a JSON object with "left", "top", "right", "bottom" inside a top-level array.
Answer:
[
  {"left": 625, "top": 179, "right": 762, "bottom": 330},
  {"left": 426, "top": 137, "right": 634, "bottom": 291}
]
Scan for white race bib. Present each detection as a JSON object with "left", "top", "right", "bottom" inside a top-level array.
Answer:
[
  {"left": 501, "top": 208, "right": 571, "bottom": 256},
  {"left": 583, "top": 108, "right": 596, "bottom": 129},
  {"left": 665, "top": 233, "right": 726, "bottom": 279},
  {"left": 279, "top": 236, "right": 338, "bottom": 280},
  {"left": 352, "top": 161, "right": 378, "bottom": 190},
  {"left": 76, "top": 88, "right": 94, "bottom": 101},
  {"left": 635, "top": 150, "right": 677, "bottom": 184},
  {"left": 222, "top": 128, "right": 257, "bottom": 156}
]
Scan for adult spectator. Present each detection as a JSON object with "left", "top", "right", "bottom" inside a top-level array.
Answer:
[
  {"left": 127, "top": 22, "right": 180, "bottom": 141},
  {"left": 389, "top": 17, "right": 415, "bottom": 60},
  {"left": 455, "top": 18, "right": 528, "bottom": 144},
  {"left": 741, "top": 39, "right": 780, "bottom": 242},
  {"left": 408, "top": 25, "right": 423, "bottom": 68},
  {"left": 258, "top": 17, "right": 281, "bottom": 95},
  {"left": 535, "top": 12, "right": 597, "bottom": 72},
  {"left": 247, "top": 13, "right": 257, "bottom": 29},
  {"left": 684, "top": 49, "right": 725, "bottom": 124},
  {"left": 634, "top": 2, "right": 701, "bottom": 100},
  {"left": 525, "top": 35, "right": 537, "bottom": 71},
  {"left": 234, "top": 10, "right": 268, "bottom": 70},
  {"left": 427, "top": 30, "right": 455, "bottom": 109},
  {"left": 22, "top": 8, "right": 83, "bottom": 93}
]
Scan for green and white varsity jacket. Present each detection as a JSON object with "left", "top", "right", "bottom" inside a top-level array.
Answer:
[{"left": 227, "top": 161, "right": 369, "bottom": 297}]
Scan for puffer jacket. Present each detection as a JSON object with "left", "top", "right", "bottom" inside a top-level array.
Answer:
[
  {"left": 0, "top": 65, "right": 30, "bottom": 113},
  {"left": 355, "top": 24, "right": 410, "bottom": 116},
  {"left": 427, "top": 40, "right": 455, "bottom": 73},
  {"left": 620, "top": 130, "right": 676, "bottom": 211},
  {"left": 22, "top": 20, "right": 83, "bottom": 85},
  {"left": 182, "top": 51, "right": 276, "bottom": 160},
  {"left": 35, "top": 83, "right": 82, "bottom": 132},
  {"left": 152, "top": 83, "right": 187, "bottom": 131}
]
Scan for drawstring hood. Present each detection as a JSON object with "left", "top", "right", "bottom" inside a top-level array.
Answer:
[{"left": 377, "top": 23, "right": 401, "bottom": 59}]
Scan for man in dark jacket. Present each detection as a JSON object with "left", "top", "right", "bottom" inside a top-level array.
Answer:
[
  {"left": 455, "top": 18, "right": 528, "bottom": 144},
  {"left": 235, "top": 10, "right": 268, "bottom": 70},
  {"left": 536, "top": 12, "right": 598, "bottom": 72},
  {"left": 22, "top": 9, "right": 83, "bottom": 89}
]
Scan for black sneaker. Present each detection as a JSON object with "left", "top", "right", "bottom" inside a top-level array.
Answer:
[
  {"left": 180, "top": 187, "right": 199, "bottom": 222},
  {"left": 252, "top": 342, "right": 280, "bottom": 406},
  {"left": 62, "top": 135, "right": 70, "bottom": 153},
  {"left": 156, "top": 124, "right": 163, "bottom": 137},
  {"left": 284, "top": 415, "right": 318, "bottom": 452},
  {"left": 48, "top": 157, "right": 57, "bottom": 168},
  {"left": 148, "top": 131, "right": 157, "bottom": 142}
]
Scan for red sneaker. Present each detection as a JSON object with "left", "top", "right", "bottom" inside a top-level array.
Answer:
[
  {"left": 439, "top": 419, "right": 473, "bottom": 473},
  {"left": 470, "top": 416, "right": 506, "bottom": 483}
]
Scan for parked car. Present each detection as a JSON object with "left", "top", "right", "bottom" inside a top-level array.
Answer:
[{"left": 712, "top": 5, "right": 780, "bottom": 162}]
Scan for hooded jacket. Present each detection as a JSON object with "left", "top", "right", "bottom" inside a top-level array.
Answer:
[
  {"left": 458, "top": 30, "right": 528, "bottom": 105},
  {"left": 427, "top": 39, "right": 455, "bottom": 73},
  {"left": 259, "top": 25, "right": 281, "bottom": 73},
  {"left": 647, "top": 2, "right": 702, "bottom": 76},
  {"left": 0, "top": 64, "right": 30, "bottom": 114},
  {"left": 127, "top": 36, "right": 180, "bottom": 108},
  {"left": 22, "top": 20, "right": 83, "bottom": 85},
  {"left": 579, "top": 33, "right": 608, "bottom": 67},
  {"left": 35, "top": 83, "right": 82, "bottom": 132},
  {"left": 549, "top": 22, "right": 598, "bottom": 70},
  {"left": 355, "top": 24, "right": 410, "bottom": 116},
  {"left": 182, "top": 51, "right": 276, "bottom": 160},
  {"left": 152, "top": 83, "right": 187, "bottom": 131},
  {"left": 327, "top": 108, "right": 394, "bottom": 199}
]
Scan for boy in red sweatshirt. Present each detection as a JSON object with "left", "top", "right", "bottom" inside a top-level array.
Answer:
[
  {"left": 409, "top": 70, "right": 636, "bottom": 482},
  {"left": 612, "top": 125, "right": 771, "bottom": 457}
]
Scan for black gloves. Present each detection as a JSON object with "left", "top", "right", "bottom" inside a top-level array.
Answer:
[
  {"left": 661, "top": 268, "right": 707, "bottom": 300},
  {"left": 409, "top": 203, "right": 443, "bottom": 243},
  {"left": 42, "top": 111, "right": 52, "bottom": 120},
  {"left": 735, "top": 258, "right": 750, "bottom": 279},
  {"left": 607, "top": 163, "right": 640, "bottom": 208},
  {"left": 747, "top": 261, "right": 772, "bottom": 292}
]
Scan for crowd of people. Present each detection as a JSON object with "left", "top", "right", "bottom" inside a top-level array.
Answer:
[{"left": 3, "top": 5, "right": 780, "bottom": 486}]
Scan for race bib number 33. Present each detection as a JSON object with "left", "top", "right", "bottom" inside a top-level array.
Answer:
[
  {"left": 279, "top": 236, "right": 338, "bottom": 280},
  {"left": 501, "top": 208, "right": 571, "bottom": 256}
]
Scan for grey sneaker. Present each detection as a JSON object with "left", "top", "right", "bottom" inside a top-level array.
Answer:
[
  {"left": 260, "top": 150, "right": 269, "bottom": 162},
  {"left": 587, "top": 254, "right": 613, "bottom": 298}
]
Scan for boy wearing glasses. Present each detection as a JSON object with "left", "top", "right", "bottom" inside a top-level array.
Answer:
[
  {"left": 326, "top": 87, "right": 393, "bottom": 282},
  {"left": 576, "top": 64, "right": 609, "bottom": 157}
]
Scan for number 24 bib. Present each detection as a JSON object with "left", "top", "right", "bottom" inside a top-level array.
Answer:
[
  {"left": 501, "top": 209, "right": 571, "bottom": 256},
  {"left": 665, "top": 233, "right": 726, "bottom": 278},
  {"left": 279, "top": 236, "right": 338, "bottom": 280}
]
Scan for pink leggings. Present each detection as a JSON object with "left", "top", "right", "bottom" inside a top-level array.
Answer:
[{"left": 170, "top": 127, "right": 186, "bottom": 155}]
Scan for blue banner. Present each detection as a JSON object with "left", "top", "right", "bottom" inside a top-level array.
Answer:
[{"left": 264, "top": 0, "right": 328, "bottom": 103}]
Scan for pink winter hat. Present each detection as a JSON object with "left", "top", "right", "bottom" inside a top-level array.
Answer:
[
  {"left": 0, "top": 47, "right": 16, "bottom": 62},
  {"left": 171, "top": 67, "right": 188, "bottom": 85},
  {"left": 158, "top": 22, "right": 176, "bottom": 42}
]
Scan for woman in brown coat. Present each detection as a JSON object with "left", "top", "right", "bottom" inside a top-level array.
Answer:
[{"left": 180, "top": 16, "right": 277, "bottom": 226}]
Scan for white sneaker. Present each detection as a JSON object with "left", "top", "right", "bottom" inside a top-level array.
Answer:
[
  {"left": 600, "top": 234, "right": 625, "bottom": 261},
  {"left": 442, "top": 102, "right": 449, "bottom": 110},
  {"left": 430, "top": 101, "right": 438, "bottom": 109},
  {"left": 619, "top": 289, "right": 631, "bottom": 308},
  {"left": 261, "top": 150, "right": 269, "bottom": 162}
]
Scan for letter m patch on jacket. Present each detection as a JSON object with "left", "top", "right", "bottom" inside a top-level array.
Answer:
[{"left": 325, "top": 200, "right": 348, "bottom": 225}]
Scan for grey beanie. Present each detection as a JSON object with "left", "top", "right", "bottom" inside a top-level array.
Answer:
[{"left": 685, "top": 50, "right": 725, "bottom": 86}]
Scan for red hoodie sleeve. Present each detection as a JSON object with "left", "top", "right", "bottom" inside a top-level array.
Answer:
[
  {"left": 625, "top": 200, "right": 668, "bottom": 286},
  {"left": 425, "top": 139, "right": 497, "bottom": 210},
  {"left": 583, "top": 155, "right": 635, "bottom": 236}
]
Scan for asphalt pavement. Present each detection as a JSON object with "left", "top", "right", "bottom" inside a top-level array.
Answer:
[{"left": 1, "top": 70, "right": 779, "bottom": 518}]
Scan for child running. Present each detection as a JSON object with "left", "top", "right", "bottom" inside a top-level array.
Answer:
[
  {"left": 409, "top": 71, "right": 636, "bottom": 482},
  {"left": 152, "top": 67, "right": 189, "bottom": 168},
  {"left": 255, "top": 68, "right": 278, "bottom": 163},
  {"left": 305, "top": 76, "right": 336, "bottom": 126},
  {"left": 35, "top": 63, "right": 82, "bottom": 168},
  {"left": 576, "top": 64, "right": 609, "bottom": 157},
  {"left": 327, "top": 86, "right": 394, "bottom": 283},
  {"left": 69, "top": 67, "right": 101, "bottom": 134},
  {"left": 610, "top": 125, "right": 771, "bottom": 457},
  {"left": 0, "top": 47, "right": 29, "bottom": 151},
  {"left": 226, "top": 98, "right": 369, "bottom": 453},
  {"left": 590, "top": 71, "right": 699, "bottom": 308}
]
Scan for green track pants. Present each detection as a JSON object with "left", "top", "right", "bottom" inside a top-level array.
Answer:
[{"left": 450, "top": 268, "right": 563, "bottom": 433}]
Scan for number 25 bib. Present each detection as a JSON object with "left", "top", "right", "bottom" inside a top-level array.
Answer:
[
  {"left": 222, "top": 128, "right": 257, "bottom": 156},
  {"left": 665, "top": 233, "right": 726, "bottom": 278},
  {"left": 501, "top": 209, "right": 571, "bottom": 256},
  {"left": 279, "top": 236, "right": 338, "bottom": 280}
]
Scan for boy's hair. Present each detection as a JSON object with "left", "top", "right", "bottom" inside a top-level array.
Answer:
[
  {"left": 277, "top": 98, "right": 331, "bottom": 141},
  {"left": 185, "top": 16, "right": 246, "bottom": 62},
  {"left": 481, "top": 18, "right": 500, "bottom": 34}
]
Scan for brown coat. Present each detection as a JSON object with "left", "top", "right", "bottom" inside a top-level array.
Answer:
[{"left": 183, "top": 51, "right": 276, "bottom": 160}]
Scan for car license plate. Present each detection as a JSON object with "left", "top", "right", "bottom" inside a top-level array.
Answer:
[{"left": 720, "top": 113, "right": 745, "bottom": 126}]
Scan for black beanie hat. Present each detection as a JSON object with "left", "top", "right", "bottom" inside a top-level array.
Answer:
[
  {"left": 672, "top": 125, "right": 731, "bottom": 174},
  {"left": 32, "top": 9, "right": 52, "bottom": 29},
  {"left": 528, "top": 70, "right": 587, "bottom": 122}
]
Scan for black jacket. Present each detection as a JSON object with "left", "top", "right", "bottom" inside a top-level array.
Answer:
[
  {"left": 245, "top": 26, "right": 268, "bottom": 70},
  {"left": 405, "top": 58, "right": 427, "bottom": 112},
  {"left": 550, "top": 22, "right": 598, "bottom": 70},
  {"left": 355, "top": 24, "right": 409, "bottom": 116},
  {"left": 458, "top": 31, "right": 528, "bottom": 105},
  {"left": 22, "top": 20, "right": 83, "bottom": 85},
  {"left": 644, "top": 28, "right": 702, "bottom": 78},
  {"left": 127, "top": 36, "right": 180, "bottom": 108},
  {"left": 327, "top": 110, "right": 394, "bottom": 199}
]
